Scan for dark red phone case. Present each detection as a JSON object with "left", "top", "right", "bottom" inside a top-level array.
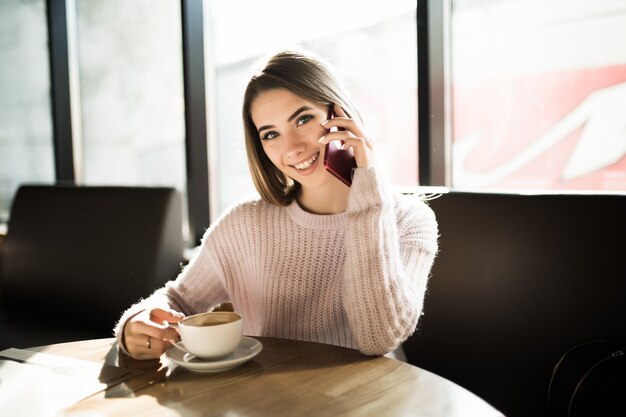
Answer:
[{"left": 323, "top": 106, "right": 357, "bottom": 187}]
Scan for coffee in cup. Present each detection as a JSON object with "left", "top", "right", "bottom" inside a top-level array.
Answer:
[{"left": 174, "top": 311, "right": 243, "bottom": 359}]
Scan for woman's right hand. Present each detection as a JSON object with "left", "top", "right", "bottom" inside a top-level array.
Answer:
[{"left": 123, "top": 307, "right": 185, "bottom": 360}]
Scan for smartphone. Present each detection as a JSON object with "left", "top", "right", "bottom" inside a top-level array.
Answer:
[{"left": 323, "top": 106, "right": 357, "bottom": 187}]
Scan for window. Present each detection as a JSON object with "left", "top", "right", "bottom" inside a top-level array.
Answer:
[
  {"left": 0, "top": 0, "right": 54, "bottom": 222},
  {"left": 450, "top": 0, "right": 626, "bottom": 191},
  {"left": 75, "top": 1, "right": 186, "bottom": 196},
  {"left": 209, "top": 0, "right": 419, "bottom": 214},
  {"left": 4, "top": 0, "right": 622, "bottom": 230}
]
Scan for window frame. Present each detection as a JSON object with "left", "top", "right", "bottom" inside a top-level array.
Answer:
[{"left": 417, "top": 0, "right": 452, "bottom": 187}]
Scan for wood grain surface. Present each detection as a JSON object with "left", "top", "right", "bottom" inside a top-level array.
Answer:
[{"left": 29, "top": 337, "right": 504, "bottom": 417}]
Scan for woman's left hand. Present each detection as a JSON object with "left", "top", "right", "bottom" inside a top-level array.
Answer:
[{"left": 319, "top": 104, "right": 374, "bottom": 169}]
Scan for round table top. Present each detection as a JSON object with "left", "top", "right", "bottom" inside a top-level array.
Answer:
[{"left": 27, "top": 336, "right": 503, "bottom": 417}]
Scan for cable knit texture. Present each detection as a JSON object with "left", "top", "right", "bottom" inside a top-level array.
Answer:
[{"left": 114, "top": 166, "right": 438, "bottom": 356}]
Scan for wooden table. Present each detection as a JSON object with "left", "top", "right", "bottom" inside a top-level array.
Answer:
[{"left": 13, "top": 337, "right": 504, "bottom": 417}]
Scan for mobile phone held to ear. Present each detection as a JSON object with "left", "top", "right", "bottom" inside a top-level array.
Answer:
[{"left": 323, "top": 106, "right": 357, "bottom": 187}]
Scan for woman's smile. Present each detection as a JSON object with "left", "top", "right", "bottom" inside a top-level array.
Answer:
[{"left": 290, "top": 150, "right": 321, "bottom": 172}]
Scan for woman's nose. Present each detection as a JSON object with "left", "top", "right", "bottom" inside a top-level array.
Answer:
[{"left": 283, "top": 134, "right": 307, "bottom": 158}]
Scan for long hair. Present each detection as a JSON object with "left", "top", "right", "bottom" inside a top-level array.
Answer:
[{"left": 242, "top": 49, "right": 359, "bottom": 206}]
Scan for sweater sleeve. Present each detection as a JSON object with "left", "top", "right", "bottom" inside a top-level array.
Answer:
[
  {"left": 342, "top": 166, "right": 438, "bottom": 356},
  {"left": 113, "top": 223, "right": 230, "bottom": 354},
  {"left": 163, "top": 237, "right": 231, "bottom": 316}
]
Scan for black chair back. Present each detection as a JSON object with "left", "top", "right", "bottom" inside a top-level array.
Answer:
[
  {"left": 403, "top": 192, "right": 626, "bottom": 417},
  {"left": 0, "top": 184, "right": 184, "bottom": 348}
]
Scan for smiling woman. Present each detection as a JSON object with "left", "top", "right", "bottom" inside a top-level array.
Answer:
[
  {"left": 114, "top": 48, "right": 438, "bottom": 362},
  {"left": 250, "top": 87, "right": 356, "bottom": 213},
  {"left": 241, "top": 49, "right": 365, "bottom": 210},
  {"left": 210, "top": 0, "right": 418, "bottom": 215}
]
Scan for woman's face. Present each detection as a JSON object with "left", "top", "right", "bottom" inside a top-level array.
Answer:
[{"left": 250, "top": 88, "right": 332, "bottom": 189}]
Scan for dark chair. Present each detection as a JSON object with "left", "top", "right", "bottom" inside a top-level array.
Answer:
[
  {"left": 403, "top": 192, "right": 626, "bottom": 417},
  {"left": 0, "top": 184, "right": 185, "bottom": 349}
]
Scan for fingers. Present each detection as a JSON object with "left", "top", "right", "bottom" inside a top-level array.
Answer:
[
  {"left": 319, "top": 135, "right": 371, "bottom": 169},
  {"left": 126, "top": 332, "right": 174, "bottom": 359},
  {"left": 319, "top": 131, "right": 372, "bottom": 150},
  {"left": 322, "top": 109, "right": 361, "bottom": 136},
  {"left": 320, "top": 103, "right": 374, "bottom": 167},
  {"left": 124, "top": 308, "right": 183, "bottom": 360},
  {"left": 134, "top": 318, "right": 180, "bottom": 340},
  {"left": 151, "top": 307, "right": 185, "bottom": 324},
  {"left": 319, "top": 104, "right": 373, "bottom": 169}
]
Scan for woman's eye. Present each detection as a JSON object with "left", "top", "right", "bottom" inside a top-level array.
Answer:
[
  {"left": 296, "top": 114, "right": 314, "bottom": 126},
  {"left": 261, "top": 131, "right": 279, "bottom": 141}
]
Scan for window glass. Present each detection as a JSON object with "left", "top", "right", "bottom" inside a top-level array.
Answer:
[
  {"left": 75, "top": 0, "right": 186, "bottom": 192},
  {"left": 451, "top": 0, "right": 626, "bottom": 191},
  {"left": 209, "top": 0, "right": 418, "bottom": 214},
  {"left": 0, "top": 0, "right": 54, "bottom": 222}
]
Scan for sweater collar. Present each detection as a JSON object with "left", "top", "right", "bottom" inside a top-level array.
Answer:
[{"left": 284, "top": 200, "right": 346, "bottom": 230}]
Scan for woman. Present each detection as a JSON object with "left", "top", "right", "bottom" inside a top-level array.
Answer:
[{"left": 115, "top": 49, "right": 438, "bottom": 360}]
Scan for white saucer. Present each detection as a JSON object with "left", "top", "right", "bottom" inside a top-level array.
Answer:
[{"left": 165, "top": 336, "right": 262, "bottom": 373}]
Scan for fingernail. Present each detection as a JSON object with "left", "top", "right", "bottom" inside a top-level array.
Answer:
[
  {"left": 320, "top": 119, "right": 329, "bottom": 125},
  {"left": 318, "top": 136, "right": 326, "bottom": 143}
]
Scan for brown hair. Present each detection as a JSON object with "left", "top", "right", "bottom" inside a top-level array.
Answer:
[{"left": 242, "top": 49, "right": 359, "bottom": 206}]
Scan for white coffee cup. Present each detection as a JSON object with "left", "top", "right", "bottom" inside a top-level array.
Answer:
[{"left": 173, "top": 311, "right": 243, "bottom": 359}]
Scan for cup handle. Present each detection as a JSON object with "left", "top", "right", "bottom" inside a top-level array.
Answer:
[
  {"left": 166, "top": 322, "right": 182, "bottom": 349},
  {"left": 172, "top": 340, "right": 187, "bottom": 352}
]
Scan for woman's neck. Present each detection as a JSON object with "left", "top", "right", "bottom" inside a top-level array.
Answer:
[{"left": 296, "top": 180, "right": 350, "bottom": 215}]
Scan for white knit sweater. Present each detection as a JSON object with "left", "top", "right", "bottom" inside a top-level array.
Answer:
[{"left": 114, "top": 166, "right": 438, "bottom": 356}]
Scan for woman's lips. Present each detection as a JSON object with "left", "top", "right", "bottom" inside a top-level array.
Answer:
[{"left": 290, "top": 150, "right": 320, "bottom": 171}]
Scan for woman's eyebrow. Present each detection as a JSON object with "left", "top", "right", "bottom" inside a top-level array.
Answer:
[
  {"left": 257, "top": 124, "right": 273, "bottom": 134},
  {"left": 257, "top": 106, "right": 314, "bottom": 134},
  {"left": 287, "top": 106, "right": 314, "bottom": 122}
]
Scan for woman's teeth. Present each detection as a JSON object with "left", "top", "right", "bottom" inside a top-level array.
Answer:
[{"left": 293, "top": 151, "right": 319, "bottom": 170}]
